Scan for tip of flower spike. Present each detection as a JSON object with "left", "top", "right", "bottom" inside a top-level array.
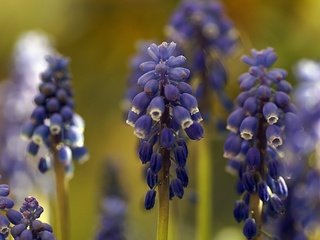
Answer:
[{"left": 241, "top": 48, "right": 277, "bottom": 68}]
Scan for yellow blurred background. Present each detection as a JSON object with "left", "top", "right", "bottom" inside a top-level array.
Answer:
[{"left": 1, "top": 0, "right": 320, "bottom": 239}]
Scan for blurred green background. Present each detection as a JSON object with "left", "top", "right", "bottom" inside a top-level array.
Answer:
[{"left": 1, "top": 0, "right": 320, "bottom": 239}]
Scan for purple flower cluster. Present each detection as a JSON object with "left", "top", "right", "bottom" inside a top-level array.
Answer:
[
  {"left": 126, "top": 42, "right": 203, "bottom": 209},
  {"left": 224, "top": 48, "right": 298, "bottom": 239},
  {"left": 22, "top": 55, "right": 88, "bottom": 176},
  {"left": 9, "top": 196, "right": 55, "bottom": 240},
  {"left": 167, "top": 0, "right": 238, "bottom": 116},
  {"left": 0, "top": 179, "right": 54, "bottom": 240}
]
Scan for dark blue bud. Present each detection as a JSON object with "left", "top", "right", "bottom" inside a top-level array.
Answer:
[
  {"left": 144, "top": 190, "right": 156, "bottom": 210},
  {"left": 39, "top": 82, "right": 56, "bottom": 97},
  {"left": 273, "top": 177, "right": 288, "bottom": 200},
  {"left": 146, "top": 168, "right": 158, "bottom": 188},
  {"left": 226, "top": 108, "right": 245, "bottom": 133},
  {"left": 176, "top": 167, "right": 188, "bottom": 187},
  {"left": 243, "top": 218, "right": 257, "bottom": 240},
  {"left": 239, "top": 73, "right": 257, "bottom": 90},
  {"left": 30, "top": 106, "right": 46, "bottom": 125},
  {"left": 60, "top": 106, "right": 73, "bottom": 122},
  {"left": 267, "top": 69, "right": 287, "bottom": 81},
  {"left": 0, "top": 197, "right": 14, "bottom": 209},
  {"left": 269, "top": 194, "right": 285, "bottom": 215},
  {"left": 21, "top": 122, "right": 37, "bottom": 139},
  {"left": 173, "top": 106, "right": 193, "bottom": 129},
  {"left": 160, "top": 127, "right": 174, "bottom": 149},
  {"left": 71, "top": 146, "right": 89, "bottom": 163},
  {"left": 50, "top": 113, "right": 63, "bottom": 134},
  {"left": 6, "top": 209, "right": 23, "bottom": 225},
  {"left": 180, "top": 93, "right": 199, "bottom": 114},
  {"left": 147, "top": 43, "right": 160, "bottom": 61},
  {"left": 148, "top": 96, "right": 164, "bottom": 121},
  {"left": 27, "top": 141, "right": 39, "bottom": 156},
  {"left": 126, "top": 110, "right": 140, "bottom": 127},
  {"left": 263, "top": 102, "right": 279, "bottom": 125},
  {"left": 236, "top": 179, "right": 245, "bottom": 194},
  {"left": 274, "top": 91, "right": 290, "bottom": 108},
  {"left": 58, "top": 146, "right": 72, "bottom": 166},
  {"left": 138, "top": 141, "right": 153, "bottom": 164},
  {"left": 191, "top": 111, "right": 203, "bottom": 122},
  {"left": 167, "top": 55, "right": 186, "bottom": 67},
  {"left": 56, "top": 88, "right": 69, "bottom": 104},
  {"left": 140, "top": 61, "right": 156, "bottom": 72},
  {"left": 223, "top": 134, "right": 242, "bottom": 158},
  {"left": 177, "top": 82, "right": 192, "bottom": 94},
  {"left": 257, "top": 181, "right": 269, "bottom": 202},
  {"left": 236, "top": 91, "right": 250, "bottom": 106},
  {"left": 243, "top": 97, "right": 257, "bottom": 115},
  {"left": 226, "top": 159, "right": 241, "bottom": 175},
  {"left": 131, "top": 92, "right": 151, "bottom": 114},
  {"left": 32, "top": 125, "right": 50, "bottom": 145},
  {"left": 168, "top": 67, "right": 190, "bottom": 81},
  {"left": 34, "top": 94, "right": 46, "bottom": 106},
  {"left": 46, "top": 98, "right": 60, "bottom": 113},
  {"left": 150, "top": 152, "right": 162, "bottom": 173},
  {"left": 38, "top": 157, "right": 51, "bottom": 173},
  {"left": 256, "top": 85, "right": 271, "bottom": 99},
  {"left": 176, "top": 138, "right": 188, "bottom": 158},
  {"left": 11, "top": 223, "right": 27, "bottom": 237},
  {"left": 239, "top": 116, "right": 258, "bottom": 140},
  {"left": 20, "top": 229, "right": 33, "bottom": 240},
  {"left": 266, "top": 125, "right": 282, "bottom": 148},
  {"left": 246, "top": 147, "right": 260, "bottom": 169},
  {"left": 144, "top": 79, "right": 159, "bottom": 96},
  {"left": 233, "top": 200, "right": 249, "bottom": 222},
  {"left": 185, "top": 122, "right": 204, "bottom": 140},
  {"left": 268, "top": 159, "right": 280, "bottom": 179},
  {"left": 65, "top": 127, "right": 83, "bottom": 147},
  {"left": 164, "top": 84, "right": 180, "bottom": 102},
  {"left": 169, "top": 118, "right": 180, "bottom": 133},
  {"left": 0, "top": 185, "right": 9, "bottom": 197},
  {"left": 137, "top": 71, "right": 155, "bottom": 87},
  {"left": 277, "top": 80, "right": 292, "bottom": 93},
  {"left": 158, "top": 42, "right": 170, "bottom": 60},
  {"left": 39, "top": 230, "right": 55, "bottom": 240},
  {"left": 242, "top": 172, "right": 257, "bottom": 193},
  {"left": 134, "top": 115, "right": 152, "bottom": 139},
  {"left": 170, "top": 179, "right": 184, "bottom": 199},
  {"left": 174, "top": 146, "right": 187, "bottom": 167}
]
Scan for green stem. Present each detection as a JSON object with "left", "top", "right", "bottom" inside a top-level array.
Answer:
[
  {"left": 157, "top": 148, "right": 170, "bottom": 240},
  {"left": 53, "top": 149, "right": 70, "bottom": 240},
  {"left": 196, "top": 129, "right": 212, "bottom": 240},
  {"left": 250, "top": 193, "right": 263, "bottom": 240}
]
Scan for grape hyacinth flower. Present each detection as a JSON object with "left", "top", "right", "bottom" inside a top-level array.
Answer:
[
  {"left": 224, "top": 48, "right": 298, "bottom": 239},
  {"left": 167, "top": 0, "right": 238, "bottom": 119},
  {"left": 9, "top": 196, "right": 55, "bottom": 240},
  {"left": 95, "top": 162, "right": 127, "bottom": 240},
  {"left": 0, "top": 182, "right": 14, "bottom": 239},
  {"left": 126, "top": 42, "right": 203, "bottom": 239},
  {"left": 22, "top": 54, "right": 88, "bottom": 240},
  {"left": 0, "top": 32, "right": 54, "bottom": 199},
  {"left": 22, "top": 55, "right": 88, "bottom": 176}
]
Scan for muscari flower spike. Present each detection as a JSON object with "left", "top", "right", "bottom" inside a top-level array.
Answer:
[
  {"left": 126, "top": 42, "right": 204, "bottom": 209},
  {"left": 224, "top": 48, "right": 299, "bottom": 239},
  {"left": 9, "top": 196, "right": 55, "bottom": 240},
  {"left": 167, "top": 0, "right": 238, "bottom": 119},
  {"left": 22, "top": 55, "right": 88, "bottom": 177}
]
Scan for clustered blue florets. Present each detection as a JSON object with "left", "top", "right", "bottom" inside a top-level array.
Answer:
[
  {"left": 0, "top": 180, "right": 54, "bottom": 240},
  {"left": 224, "top": 48, "right": 299, "bottom": 239},
  {"left": 126, "top": 42, "right": 204, "bottom": 209},
  {"left": 22, "top": 55, "right": 88, "bottom": 176},
  {"left": 167, "top": 0, "right": 238, "bottom": 115}
]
